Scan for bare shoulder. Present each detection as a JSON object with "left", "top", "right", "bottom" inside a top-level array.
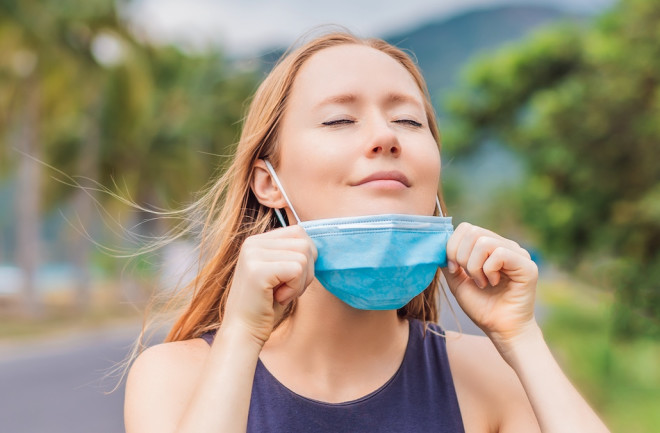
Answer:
[
  {"left": 445, "top": 331, "right": 540, "bottom": 432},
  {"left": 129, "top": 337, "right": 211, "bottom": 375},
  {"left": 445, "top": 331, "right": 520, "bottom": 393},
  {"left": 124, "top": 337, "right": 211, "bottom": 432},
  {"left": 445, "top": 331, "right": 507, "bottom": 370}
]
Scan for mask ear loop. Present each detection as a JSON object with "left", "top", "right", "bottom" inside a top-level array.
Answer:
[
  {"left": 263, "top": 160, "right": 301, "bottom": 227},
  {"left": 436, "top": 196, "right": 445, "bottom": 217}
]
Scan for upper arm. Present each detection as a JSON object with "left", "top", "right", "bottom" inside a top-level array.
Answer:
[
  {"left": 124, "top": 339, "right": 209, "bottom": 433},
  {"left": 446, "top": 332, "right": 541, "bottom": 433}
]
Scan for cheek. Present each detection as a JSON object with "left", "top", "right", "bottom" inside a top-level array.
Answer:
[
  {"left": 283, "top": 127, "right": 354, "bottom": 177},
  {"left": 282, "top": 141, "right": 345, "bottom": 181},
  {"left": 414, "top": 141, "right": 441, "bottom": 184},
  {"left": 278, "top": 134, "right": 349, "bottom": 204}
]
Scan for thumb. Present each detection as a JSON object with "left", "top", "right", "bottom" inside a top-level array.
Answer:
[{"left": 441, "top": 260, "right": 470, "bottom": 296}]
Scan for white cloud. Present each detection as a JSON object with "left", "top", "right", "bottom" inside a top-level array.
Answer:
[{"left": 125, "top": 0, "right": 615, "bottom": 56}]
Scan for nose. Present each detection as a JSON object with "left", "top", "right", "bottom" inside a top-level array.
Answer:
[{"left": 366, "top": 118, "right": 401, "bottom": 158}]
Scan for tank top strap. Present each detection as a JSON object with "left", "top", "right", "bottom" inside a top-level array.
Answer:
[{"left": 199, "top": 329, "right": 217, "bottom": 346}]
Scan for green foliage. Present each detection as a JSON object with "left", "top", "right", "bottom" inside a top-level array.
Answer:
[
  {"left": 385, "top": 4, "right": 573, "bottom": 113},
  {"left": 540, "top": 278, "right": 660, "bottom": 432},
  {"left": 0, "top": 0, "right": 258, "bottom": 215},
  {"left": 447, "top": 0, "right": 660, "bottom": 337},
  {"left": 444, "top": 25, "right": 584, "bottom": 154}
]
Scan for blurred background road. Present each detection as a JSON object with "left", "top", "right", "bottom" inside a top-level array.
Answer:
[{"left": 0, "top": 325, "right": 138, "bottom": 433}]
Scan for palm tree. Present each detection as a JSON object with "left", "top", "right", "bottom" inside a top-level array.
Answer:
[
  {"left": 0, "top": 0, "right": 124, "bottom": 315},
  {"left": 1, "top": 2, "right": 49, "bottom": 317},
  {"left": 1, "top": 0, "right": 258, "bottom": 316}
]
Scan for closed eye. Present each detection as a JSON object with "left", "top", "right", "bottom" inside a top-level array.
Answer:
[
  {"left": 322, "top": 119, "right": 355, "bottom": 126},
  {"left": 394, "top": 119, "right": 423, "bottom": 127}
]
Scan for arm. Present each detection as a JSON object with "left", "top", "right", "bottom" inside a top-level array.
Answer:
[
  {"left": 497, "top": 322, "right": 609, "bottom": 433},
  {"left": 124, "top": 225, "right": 317, "bottom": 433},
  {"left": 443, "top": 222, "right": 609, "bottom": 433},
  {"left": 124, "top": 326, "right": 262, "bottom": 433},
  {"left": 172, "top": 325, "right": 262, "bottom": 432}
]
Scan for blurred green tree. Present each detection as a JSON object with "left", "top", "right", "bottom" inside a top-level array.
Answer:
[
  {"left": 0, "top": 0, "right": 77, "bottom": 316},
  {"left": 0, "top": 0, "right": 257, "bottom": 315},
  {"left": 447, "top": 0, "right": 660, "bottom": 337},
  {"left": 0, "top": 0, "right": 148, "bottom": 314}
]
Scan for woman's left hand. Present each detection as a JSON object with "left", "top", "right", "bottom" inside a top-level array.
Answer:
[{"left": 442, "top": 222, "right": 539, "bottom": 350}]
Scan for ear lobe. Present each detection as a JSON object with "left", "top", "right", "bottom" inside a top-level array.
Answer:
[{"left": 251, "top": 159, "right": 286, "bottom": 209}]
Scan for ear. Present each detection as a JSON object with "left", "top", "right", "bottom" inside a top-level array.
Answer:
[{"left": 251, "top": 159, "right": 287, "bottom": 209}]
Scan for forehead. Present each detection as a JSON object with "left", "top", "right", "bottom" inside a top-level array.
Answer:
[{"left": 289, "top": 44, "right": 424, "bottom": 107}]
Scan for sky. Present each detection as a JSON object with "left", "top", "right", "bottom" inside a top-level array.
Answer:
[{"left": 125, "top": 0, "right": 616, "bottom": 56}]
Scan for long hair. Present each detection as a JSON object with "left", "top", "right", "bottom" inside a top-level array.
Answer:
[{"left": 163, "top": 31, "right": 448, "bottom": 343}]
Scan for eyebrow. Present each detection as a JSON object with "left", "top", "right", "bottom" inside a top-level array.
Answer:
[
  {"left": 383, "top": 92, "right": 423, "bottom": 108},
  {"left": 314, "top": 92, "right": 424, "bottom": 110},
  {"left": 315, "top": 93, "right": 358, "bottom": 108}
]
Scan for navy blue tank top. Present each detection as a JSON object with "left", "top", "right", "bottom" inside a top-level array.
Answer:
[{"left": 201, "top": 319, "right": 465, "bottom": 432}]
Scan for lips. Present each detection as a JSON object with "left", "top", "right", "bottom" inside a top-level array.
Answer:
[{"left": 354, "top": 171, "right": 410, "bottom": 187}]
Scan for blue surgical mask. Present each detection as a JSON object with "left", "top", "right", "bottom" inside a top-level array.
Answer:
[{"left": 263, "top": 160, "right": 454, "bottom": 310}]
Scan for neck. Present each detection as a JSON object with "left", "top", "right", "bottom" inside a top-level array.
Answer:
[
  {"left": 271, "top": 281, "right": 406, "bottom": 355},
  {"left": 260, "top": 281, "right": 409, "bottom": 401}
]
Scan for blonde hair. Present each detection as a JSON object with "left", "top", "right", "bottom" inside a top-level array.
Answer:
[{"left": 159, "top": 31, "right": 448, "bottom": 343}]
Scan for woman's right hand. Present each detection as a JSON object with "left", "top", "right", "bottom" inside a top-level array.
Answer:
[{"left": 222, "top": 225, "right": 317, "bottom": 346}]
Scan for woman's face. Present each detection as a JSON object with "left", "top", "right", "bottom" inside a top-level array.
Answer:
[{"left": 276, "top": 44, "right": 441, "bottom": 222}]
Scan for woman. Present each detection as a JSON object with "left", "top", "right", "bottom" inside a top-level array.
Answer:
[{"left": 124, "top": 32, "right": 609, "bottom": 432}]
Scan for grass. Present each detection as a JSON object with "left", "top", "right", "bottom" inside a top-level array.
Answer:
[{"left": 538, "top": 276, "right": 660, "bottom": 433}]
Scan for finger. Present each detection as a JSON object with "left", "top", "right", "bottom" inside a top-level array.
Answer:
[
  {"left": 466, "top": 236, "right": 505, "bottom": 288},
  {"left": 455, "top": 224, "right": 505, "bottom": 263},
  {"left": 250, "top": 249, "right": 308, "bottom": 266},
  {"left": 261, "top": 251, "right": 314, "bottom": 294},
  {"left": 247, "top": 239, "right": 316, "bottom": 288},
  {"left": 440, "top": 267, "right": 488, "bottom": 318},
  {"left": 446, "top": 222, "right": 472, "bottom": 271},
  {"left": 305, "top": 249, "right": 315, "bottom": 288},
  {"left": 273, "top": 285, "right": 298, "bottom": 305},
  {"left": 251, "top": 230, "right": 318, "bottom": 260},
  {"left": 495, "top": 237, "right": 530, "bottom": 260},
  {"left": 454, "top": 222, "right": 516, "bottom": 246},
  {"left": 264, "top": 261, "right": 307, "bottom": 304},
  {"left": 482, "top": 247, "right": 538, "bottom": 284},
  {"left": 515, "top": 245, "right": 532, "bottom": 260},
  {"left": 257, "top": 224, "right": 310, "bottom": 240},
  {"left": 250, "top": 238, "right": 315, "bottom": 257},
  {"left": 449, "top": 223, "right": 496, "bottom": 265},
  {"left": 455, "top": 226, "right": 484, "bottom": 277},
  {"left": 489, "top": 236, "right": 532, "bottom": 260},
  {"left": 272, "top": 301, "right": 287, "bottom": 321},
  {"left": 447, "top": 223, "right": 528, "bottom": 271},
  {"left": 441, "top": 266, "right": 470, "bottom": 298}
]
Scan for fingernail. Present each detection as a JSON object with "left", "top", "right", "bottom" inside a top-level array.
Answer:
[{"left": 448, "top": 260, "right": 457, "bottom": 273}]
